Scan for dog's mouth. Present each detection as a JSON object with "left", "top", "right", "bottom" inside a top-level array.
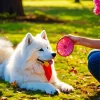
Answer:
[{"left": 37, "top": 59, "right": 53, "bottom": 65}]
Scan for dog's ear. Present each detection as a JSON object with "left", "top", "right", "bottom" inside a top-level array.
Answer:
[
  {"left": 24, "top": 33, "right": 33, "bottom": 45},
  {"left": 40, "top": 30, "right": 48, "bottom": 40}
]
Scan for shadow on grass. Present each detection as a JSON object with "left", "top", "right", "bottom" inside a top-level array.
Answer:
[
  {"left": 86, "top": 85, "right": 100, "bottom": 100},
  {"left": 0, "top": 6, "right": 100, "bottom": 24},
  {"left": 87, "top": 92, "right": 100, "bottom": 100},
  {"left": 24, "top": 6, "right": 100, "bottom": 24}
]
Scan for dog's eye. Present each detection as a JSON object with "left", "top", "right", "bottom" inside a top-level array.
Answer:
[{"left": 39, "top": 48, "right": 44, "bottom": 51}]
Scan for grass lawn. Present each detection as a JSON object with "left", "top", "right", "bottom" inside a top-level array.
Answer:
[{"left": 0, "top": 0, "right": 100, "bottom": 100}]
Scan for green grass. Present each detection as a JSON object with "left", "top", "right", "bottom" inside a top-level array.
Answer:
[{"left": 0, "top": 0, "right": 100, "bottom": 100}]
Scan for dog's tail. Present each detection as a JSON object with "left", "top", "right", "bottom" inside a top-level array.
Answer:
[
  {"left": 0, "top": 39, "right": 14, "bottom": 64},
  {"left": 0, "top": 39, "right": 14, "bottom": 78}
]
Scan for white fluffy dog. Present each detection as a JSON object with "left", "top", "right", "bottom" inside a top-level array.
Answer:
[{"left": 0, "top": 30, "right": 74, "bottom": 95}]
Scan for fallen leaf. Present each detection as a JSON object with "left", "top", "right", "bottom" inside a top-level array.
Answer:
[
  {"left": 11, "top": 81, "right": 17, "bottom": 87},
  {"left": 69, "top": 67, "right": 77, "bottom": 74}
]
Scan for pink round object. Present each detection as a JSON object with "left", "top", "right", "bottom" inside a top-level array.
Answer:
[
  {"left": 56, "top": 36, "right": 74, "bottom": 57},
  {"left": 93, "top": 0, "right": 100, "bottom": 15}
]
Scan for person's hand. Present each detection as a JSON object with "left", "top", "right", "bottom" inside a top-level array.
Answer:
[{"left": 66, "top": 34, "right": 80, "bottom": 45}]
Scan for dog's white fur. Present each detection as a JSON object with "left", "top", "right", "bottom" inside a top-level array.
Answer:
[{"left": 0, "top": 30, "right": 74, "bottom": 94}]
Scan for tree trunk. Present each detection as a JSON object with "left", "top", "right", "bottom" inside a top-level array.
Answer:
[
  {"left": 75, "top": 0, "right": 80, "bottom": 3},
  {"left": 0, "top": 0, "right": 25, "bottom": 16}
]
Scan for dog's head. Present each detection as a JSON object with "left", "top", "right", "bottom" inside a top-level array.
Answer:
[
  {"left": 20, "top": 30, "right": 56, "bottom": 74},
  {"left": 35, "top": 30, "right": 56, "bottom": 64}
]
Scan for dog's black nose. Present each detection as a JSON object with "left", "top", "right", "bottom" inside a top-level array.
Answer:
[{"left": 52, "top": 53, "right": 56, "bottom": 58}]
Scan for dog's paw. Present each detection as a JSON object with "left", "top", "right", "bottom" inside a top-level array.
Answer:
[
  {"left": 60, "top": 82, "right": 74, "bottom": 93},
  {"left": 45, "top": 86, "right": 60, "bottom": 95}
]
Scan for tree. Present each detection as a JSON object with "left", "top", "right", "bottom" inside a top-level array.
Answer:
[
  {"left": 0, "top": 0, "right": 25, "bottom": 16},
  {"left": 75, "top": 0, "right": 80, "bottom": 3}
]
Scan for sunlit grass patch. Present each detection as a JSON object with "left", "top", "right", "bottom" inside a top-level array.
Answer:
[{"left": 23, "top": 0, "right": 94, "bottom": 9}]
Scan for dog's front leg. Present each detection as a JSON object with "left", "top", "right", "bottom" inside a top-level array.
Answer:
[
  {"left": 53, "top": 80, "right": 74, "bottom": 93},
  {"left": 20, "top": 82, "right": 59, "bottom": 95}
]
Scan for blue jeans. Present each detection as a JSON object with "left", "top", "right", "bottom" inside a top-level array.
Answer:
[{"left": 88, "top": 49, "right": 100, "bottom": 82}]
